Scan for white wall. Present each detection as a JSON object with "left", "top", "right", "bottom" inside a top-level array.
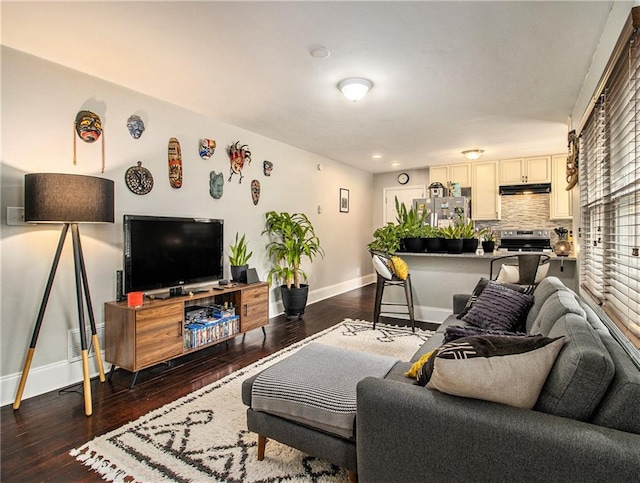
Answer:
[{"left": 0, "top": 47, "right": 375, "bottom": 404}]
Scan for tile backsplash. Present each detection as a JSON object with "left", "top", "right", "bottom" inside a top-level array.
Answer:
[{"left": 475, "top": 193, "right": 572, "bottom": 244}]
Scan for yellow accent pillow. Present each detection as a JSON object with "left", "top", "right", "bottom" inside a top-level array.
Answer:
[
  {"left": 391, "top": 256, "right": 409, "bottom": 280},
  {"left": 405, "top": 350, "right": 434, "bottom": 378}
]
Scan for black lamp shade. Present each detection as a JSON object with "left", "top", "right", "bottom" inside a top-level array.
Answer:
[{"left": 24, "top": 173, "right": 114, "bottom": 223}]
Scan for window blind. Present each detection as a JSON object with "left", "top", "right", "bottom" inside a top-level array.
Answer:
[{"left": 579, "top": 26, "right": 640, "bottom": 350}]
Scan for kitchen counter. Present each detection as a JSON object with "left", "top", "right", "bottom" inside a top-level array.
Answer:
[{"left": 385, "top": 251, "right": 577, "bottom": 324}]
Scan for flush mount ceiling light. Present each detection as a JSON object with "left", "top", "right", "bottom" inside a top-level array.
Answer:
[
  {"left": 462, "top": 149, "right": 485, "bottom": 160},
  {"left": 338, "top": 77, "right": 373, "bottom": 101}
]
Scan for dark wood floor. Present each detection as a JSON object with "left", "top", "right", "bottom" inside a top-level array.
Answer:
[{"left": 1, "top": 283, "right": 437, "bottom": 482}]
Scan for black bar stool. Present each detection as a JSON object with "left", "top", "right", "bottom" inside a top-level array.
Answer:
[{"left": 371, "top": 253, "right": 415, "bottom": 332}]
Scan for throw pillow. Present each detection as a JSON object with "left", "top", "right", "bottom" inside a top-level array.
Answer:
[
  {"left": 444, "top": 325, "right": 529, "bottom": 343},
  {"left": 390, "top": 256, "right": 409, "bottom": 280},
  {"left": 497, "top": 263, "right": 549, "bottom": 284},
  {"left": 456, "top": 278, "right": 534, "bottom": 319},
  {"left": 418, "top": 335, "right": 565, "bottom": 409},
  {"left": 462, "top": 281, "right": 534, "bottom": 332},
  {"left": 404, "top": 350, "right": 434, "bottom": 378},
  {"left": 372, "top": 254, "right": 393, "bottom": 280}
]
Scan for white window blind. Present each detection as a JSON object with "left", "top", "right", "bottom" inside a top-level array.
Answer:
[{"left": 579, "top": 27, "right": 640, "bottom": 349}]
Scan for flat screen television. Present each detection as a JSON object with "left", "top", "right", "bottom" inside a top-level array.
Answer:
[{"left": 123, "top": 214, "right": 224, "bottom": 293}]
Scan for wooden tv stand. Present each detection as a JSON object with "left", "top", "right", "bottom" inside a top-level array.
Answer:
[{"left": 104, "top": 282, "right": 269, "bottom": 387}]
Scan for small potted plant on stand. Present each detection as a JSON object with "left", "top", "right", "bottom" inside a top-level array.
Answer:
[
  {"left": 228, "top": 232, "right": 253, "bottom": 282},
  {"left": 263, "top": 211, "right": 325, "bottom": 320},
  {"left": 481, "top": 229, "right": 496, "bottom": 253}
]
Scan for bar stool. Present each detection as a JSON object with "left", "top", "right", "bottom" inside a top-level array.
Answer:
[{"left": 371, "top": 253, "right": 415, "bottom": 332}]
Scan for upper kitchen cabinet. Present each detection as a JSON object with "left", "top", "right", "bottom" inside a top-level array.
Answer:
[
  {"left": 500, "top": 156, "right": 551, "bottom": 184},
  {"left": 472, "top": 161, "right": 500, "bottom": 220},
  {"left": 550, "top": 154, "right": 573, "bottom": 219},
  {"left": 430, "top": 163, "right": 471, "bottom": 187}
]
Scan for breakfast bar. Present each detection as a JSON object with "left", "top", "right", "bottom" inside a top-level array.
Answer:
[{"left": 391, "top": 252, "right": 577, "bottom": 324}]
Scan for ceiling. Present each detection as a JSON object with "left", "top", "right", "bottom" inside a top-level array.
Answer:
[{"left": 1, "top": 1, "right": 617, "bottom": 173}]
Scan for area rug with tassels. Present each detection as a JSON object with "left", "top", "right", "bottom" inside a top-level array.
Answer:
[{"left": 71, "top": 319, "right": 434, "bottom": 482}]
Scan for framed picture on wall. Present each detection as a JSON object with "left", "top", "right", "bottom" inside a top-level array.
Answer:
[{"left": 340, "top": 188, "right": 349, "bottom": 213}]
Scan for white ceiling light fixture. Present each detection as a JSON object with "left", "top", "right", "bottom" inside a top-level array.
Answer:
[
  {"left": 338, "top": 77, "right": 373, "bottom": 101},
  {"left": 462, "top": 149, "right": 485, "bottom": 160}
]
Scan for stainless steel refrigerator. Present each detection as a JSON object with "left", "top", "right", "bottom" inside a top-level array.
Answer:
[{"left": 413, "top": 197, "right": 470, "bottom": 226}]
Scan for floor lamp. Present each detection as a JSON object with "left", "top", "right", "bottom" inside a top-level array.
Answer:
[{"left": 13, "top": 173, "right": 115, "bottom": 416}]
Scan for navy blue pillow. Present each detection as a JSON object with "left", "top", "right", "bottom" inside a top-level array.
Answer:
[{"left": 462, "top": 281, "right": 534, "bottom": 332}]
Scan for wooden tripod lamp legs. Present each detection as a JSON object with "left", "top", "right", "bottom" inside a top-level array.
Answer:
[{"left": 13, "top": 223, "right": 105, "bottom": 416}]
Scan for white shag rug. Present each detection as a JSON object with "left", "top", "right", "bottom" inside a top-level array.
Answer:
[{"left": 71, "top": 319, "right": 434, "bottom": 482}]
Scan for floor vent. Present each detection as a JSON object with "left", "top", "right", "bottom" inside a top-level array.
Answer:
[{"left": 67, "top": 324, "right": 105, "bottom": 361}]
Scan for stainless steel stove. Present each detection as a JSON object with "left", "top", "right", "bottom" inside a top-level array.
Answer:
[{"left": 498, "top": 229, "right": 552, "bottom": 252}]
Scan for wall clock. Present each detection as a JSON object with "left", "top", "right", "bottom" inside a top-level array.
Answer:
[{"left": 397, "top": 172, "right": 410, "bottom": 185}]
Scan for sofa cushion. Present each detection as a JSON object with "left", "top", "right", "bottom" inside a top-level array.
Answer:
[
  {"left": 419, "top": 335, "right": 564, "bottom": 409},
  {"left": 590, "top": 332, "right": 640, "bottom": 435},
  {"left": 535, "top": 314, "right": 615, "bottom": 421},
  {"left": 496, "top": 262, "right": 549, "bottom": 284},
  {"left": 529, "top": 290, "right": 586, "bottom": 336},
  {"left": 525, "top": 276, "right": 570, "bottom": 332},
  {"left": 444, "top": 325, "right": 529, "bottom": 343},
  {"left": 462, "top": 282, "right": 534, "bottom": 332},
  {"left": 457, "top": 278, "right": 534, "bottom": 319}
]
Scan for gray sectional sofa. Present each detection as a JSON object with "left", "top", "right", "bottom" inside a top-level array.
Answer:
[
  {"left": 357, "top": 276, "right": 640, "bottom": 481},
  {"left": 245, "top": 276, "right": 640, "bottom": 482}
]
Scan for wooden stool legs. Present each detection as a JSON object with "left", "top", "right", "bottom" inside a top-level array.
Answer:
[{"left": 373, "top": 273, "right": 415, "bottom": 332}]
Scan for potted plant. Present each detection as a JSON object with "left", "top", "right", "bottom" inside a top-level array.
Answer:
[
  {"left": 459, "top": 220, "right": 480, "bottom": 253},
  {"left": 395, "top": 197, "right": 428, "bottom": 252},
  {"left": 423, "top": 224, "right": 444, "bottom": 253},
  {"left": 263, "top": 211, "right": 324, "bottom": 319},
  {"left": 368, "top": 222, "right": 402, "bottom": 254},
  {"left": 441, "top": 223, "right": 463, "bottom": 253},
  {"left": 228, "top": 232, "right": 253, "bottom": 282},
  {"left": 481, "top": 229, "right": 496, "bottom": 253}
]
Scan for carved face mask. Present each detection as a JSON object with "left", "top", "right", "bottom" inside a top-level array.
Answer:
[
  {"left": 251, "top": 179, "right": 261, "bottom": 205},
  {"left": 263, "top": 160, "right": 273, "bottom": 176},
  {"left": 126, "top": 115, "right": 145, "bottom": 139},
  {"left": 209, "top": 171, "right": 224, "bottom": 199},
  {"left": 75, "top": 110, "right": 102, "bottom": 143},
  {"left": 200, "top": 139, "right": 216, "bottom": 160}
]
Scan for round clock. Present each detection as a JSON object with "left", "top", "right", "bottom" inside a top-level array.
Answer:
[
  {"left": 125, "top": 161, "right": 154, "bottom": 195},
  {"left": 397, "top": 172, "right": 410, "bottom": 185}
]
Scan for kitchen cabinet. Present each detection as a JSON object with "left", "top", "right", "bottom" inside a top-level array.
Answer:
[
  {"left": 550, "top": 154, "right": 573, "bottom": 219},
  {"left": 430, "top": 163, "right": 471, "bottom": 187},
  {"left": 500, "top": 156, "right": 550, "bottom": 184},
  {"left": 471, "top": 161, "right": 500, "bottom": 220}
]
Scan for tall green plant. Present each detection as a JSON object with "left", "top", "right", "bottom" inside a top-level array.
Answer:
[
  {"left": 263, "top": 211, "right": 325, "bottom": 289},
  {"left": 368, "top": 223, "right": 401, "bottom": 254},
  {"left": 395, "top": 197, "right": 428, "bottom": 238},
  {"left": 228, "top": 232, "right": 253, "bottom": 266}
]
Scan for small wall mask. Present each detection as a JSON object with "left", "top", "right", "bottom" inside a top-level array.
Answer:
[
  {"left": 251, "top": 179, "right": 261, "bottom": 205},
  {"left": 75, "top": 110, "right": 102, "bottom": 143},
  {"left": 200, "top": 139, "right": 216, "bottom": 159},
  {"left": 210, "top": 171, "right": 224, "bottom": 199},
  {"left": 227, "top": 141, "right": 251, "bottom": 183},
  {"left": 263, "top": 160, "right": 273, "bottom": 176},
  {"left": 127, "top": 115, "right": 145, "bottom": 139}
]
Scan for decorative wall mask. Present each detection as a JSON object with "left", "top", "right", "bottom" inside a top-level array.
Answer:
[
  {"left": 565, "top": 129, "right": 578, "bottom": 191},
  {"left": 209, "top": 171, "right": 224, "bottom": 199},
  {"left": 199, "top": 139, "right": 216, "bottom": 159},
  {"left": 73, "top": 110, "right": 105, "bottom": 172},
  {"left": 263, "top": 160, "right": 273, "bottom": 176},
  {"left": 125, "top": 161, "right": 154, "bottom": 195},
  {"left": 126, "top": 115, "right": 145, "bottom": 139},
  {"left": 227, "top": 141, "right": 251, "bottom": 183},
  {"left": 251, "top": 179, "right": 261, "bottom": 205},
  {"left": 168, "top": 137, "right": 183, "bottom": 189}
]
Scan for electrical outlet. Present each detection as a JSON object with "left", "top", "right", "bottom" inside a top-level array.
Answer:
[{"left": 6, "top": 207, "right": 27, "bottom": 226}]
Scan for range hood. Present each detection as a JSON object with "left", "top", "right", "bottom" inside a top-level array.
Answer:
[{"left": 499, "top": 183, "right": 551, "bottom": 196}]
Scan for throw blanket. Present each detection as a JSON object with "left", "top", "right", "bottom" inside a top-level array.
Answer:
[{"left": 251, "top": 343, "right": 399, "bottom": 439}]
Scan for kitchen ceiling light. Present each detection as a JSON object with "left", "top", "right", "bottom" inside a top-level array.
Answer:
[
  {"left": 338, "top": 77, "right": 373, "bottom": 101},
  {"left": 462, "top": 149, "right": 485, "bottom": 160}
]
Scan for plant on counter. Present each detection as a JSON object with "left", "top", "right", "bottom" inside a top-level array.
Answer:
[
  {"left": 482, "top": 229, "right": 496, "bottom": 242},
  {"left": 441, "top": 224, "right": 463, "bottom": 239},
  {"left": 394, "top": 197, "right": 428, "bottom": 239},
  {"left": 368, "top": 223, "right": 402, "bottom": 254},
  {"left": 459, "top": 220, "right": 478, "bottom": 239}
]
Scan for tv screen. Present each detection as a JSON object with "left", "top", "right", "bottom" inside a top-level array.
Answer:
[{"left": 123, "top": 215, "right": 224, "bottom": 293}]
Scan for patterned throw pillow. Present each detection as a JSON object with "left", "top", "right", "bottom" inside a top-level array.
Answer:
[
  {"left": 417, "top": 335, "right": 565, "bottom": 409},
  {"left": 462, "top": 281, "right": 534, "bottom": 332},
  {"left": 444, "top": 325, "right": 530, "bottom": 343},
  {"left": 457, "top": 278, "right": 534, "bottom": 319},
  {"left": 404, "top": 350, "right": 434, "bottom": 378}
]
